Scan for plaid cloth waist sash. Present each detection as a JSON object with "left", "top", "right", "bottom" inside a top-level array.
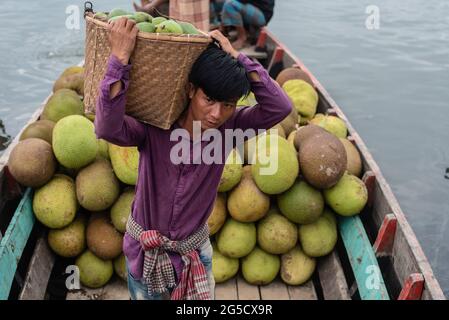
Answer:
[{"left": 125, "top": 214, "right": 211, "bottom": 300}]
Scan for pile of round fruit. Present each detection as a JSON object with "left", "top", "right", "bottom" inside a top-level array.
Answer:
[
  {"left": 7, "top": 63, "right": 367, "bottom": 291},
  {"left": 209, "top": 68, "right": 368, "bottom": 286},
  {"left": 8, "top": 66, "right": 138, "bottom": 289}
]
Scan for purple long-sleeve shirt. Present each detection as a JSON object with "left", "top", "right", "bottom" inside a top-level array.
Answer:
[{"left": 94, "top": 53, "right": 293, "bottom": 281}]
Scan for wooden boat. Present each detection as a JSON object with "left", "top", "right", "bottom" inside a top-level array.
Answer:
[{"left": 0, "top": 27, "right": 445, "bottom": 300}]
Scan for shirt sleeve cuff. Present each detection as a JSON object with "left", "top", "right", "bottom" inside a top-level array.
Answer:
[{"left": 105, "top": 54, "right": 132, "bottom": 81}]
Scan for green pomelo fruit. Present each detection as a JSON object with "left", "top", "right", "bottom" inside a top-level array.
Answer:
[
  {"left": 216, "top": 218, "right": 256, "bottom": 258},
  {"left": 280, "top": 245, "right": 316, "bottom": 285},
  {"left": 250, "top": 134, "right": 299, "bottom": 194},
  {"left": 48, "top": 215, "right": 87, "bottom": 258},
  {"left": 323, "top": 172, "right": 368, "bottom": 216},
  {"left": 97, "top": 139, "right": 109, "bottom": 159},
  {"left": 76, "top": 159, "right": 120, "bottom": 211},
  {"left": 257, "top": 209, "right": 297, "bottom": 254},
  {"left": 19, "top": 120, "right": 55, "bottom": 144},
  {"left": 76, "top": 250, "right": 113, "bottom": 288},
  {"left": 52, "top": 115, "right": 98, "bottom": 169},
  {"left": 207, "top": 193, "right": 227, "bottom": 235},
  {"left": 277, "top": 180, "right": 324, "bottom": 224},
  {"left": 53, "top": 73, "right": 84, "bottom": 96},
  {"left": 111, "top": 188, "right": 135, "bottom": 233},
  {"left": 309, "top": 114, "right": 348, "bottom": 138},
  {"left": 218, "top": 149, "right": 242, "bottom": 192},
  {"left": 114, "top": 253, "right": 128, "bottom": 281},
  {"left": 61, "top": 66, "right": 84, "bottom": 77},
  {"left": 41, "top": 89, "right": 84, "bottom": 123},
  {"left": 212, "top": 243, "right": 239, "bottom": 283},
  {"left": 86, "top": 212, "right": 123, "bottom": 260},
  {"left": 298, "top": 209, "right": 338, "bottom": 257},
  {"left": 108, "top": 144, "right": 139, "bottom": 185},
  {"left": 228, "top": 166, "right": 270, "bottom": 222},
  {"left": 339, "top": 138, "right": 362, "bottom": 177},
  {"left": 33, "top": 174, "right": 78, "bottom": 229},
  {"left": 8, "top": 138, "right": 56, "bottom": 187},
  {"left": 282, "top": 79, "right": 318, "bottom": 118},
  {"left": 242, "top": 247, "right": 280, "bottom": 285}
]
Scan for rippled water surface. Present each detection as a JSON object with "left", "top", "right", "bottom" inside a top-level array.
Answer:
[{"left": 0, "top": 0, "right": 448, "bottom": 297}]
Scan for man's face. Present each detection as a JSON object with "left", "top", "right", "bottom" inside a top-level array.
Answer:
[{"left": 188, "top": 85, "right": 238, "bottom": 130}]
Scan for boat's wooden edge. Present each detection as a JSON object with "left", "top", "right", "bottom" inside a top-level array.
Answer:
[{"left": 261, "top": 28, "right": 445, "bottom": 299}]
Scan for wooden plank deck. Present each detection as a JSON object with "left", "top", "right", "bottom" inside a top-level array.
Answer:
[
  {"left": 318, "top": 250, "right": 351, "bottom": 300},
  {"left": 215, "top": 275, "right": 318, "bottom": 300},
  {"left": 66, "top": 278, "right": 129, "bottom": 300}
]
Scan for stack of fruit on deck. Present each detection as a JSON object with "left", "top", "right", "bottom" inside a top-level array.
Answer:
[
  {"left": 7, "top": 66, "right": 136, "bottom": 289},
  {"left": 210, "top": 68, "right": 367, "bottom": 286}
]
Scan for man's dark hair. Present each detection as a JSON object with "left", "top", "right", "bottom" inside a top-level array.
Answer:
[{"left": 189, "top": 44, "right": 251, "bottom": 102}]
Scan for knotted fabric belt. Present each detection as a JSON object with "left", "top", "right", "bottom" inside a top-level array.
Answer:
[{"left": 126, "top": 214, "right": 211, "bottom": 300}]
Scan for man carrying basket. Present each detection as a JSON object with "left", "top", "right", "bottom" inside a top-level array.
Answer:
[{"left": 94, "top": 17, "right": 293, "bottom": 300}]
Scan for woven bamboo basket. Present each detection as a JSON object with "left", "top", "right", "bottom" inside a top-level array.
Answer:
[{"left": 83, "top": 12, "right": 212, "bottom": 129}]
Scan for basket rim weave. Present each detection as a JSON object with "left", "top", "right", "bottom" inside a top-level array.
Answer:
[{"left": 85, "top": 13, "right": 212, "bottom": 44}]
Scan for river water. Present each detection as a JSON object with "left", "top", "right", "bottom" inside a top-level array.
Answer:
[{"left": 0, "top": 0, "right": 448, "bottom": 297}]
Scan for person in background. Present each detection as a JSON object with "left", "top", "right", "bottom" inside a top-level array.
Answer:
[
  {"left": 210, "top": 0, "right": 225, "bottom": 29},
  {"left": 221, "top": 0, "right": 274, "bottom": 49},
  {"left": 133, "top": 0, "right": 210, "bottom": 32}
]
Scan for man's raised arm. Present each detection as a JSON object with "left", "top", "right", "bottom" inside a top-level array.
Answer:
[
  {"left": 230, "top": 53, "right": 292, "bottom": 131},
  {"left": 94, "top": 18, "right": 146, "bottom": 147}
]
